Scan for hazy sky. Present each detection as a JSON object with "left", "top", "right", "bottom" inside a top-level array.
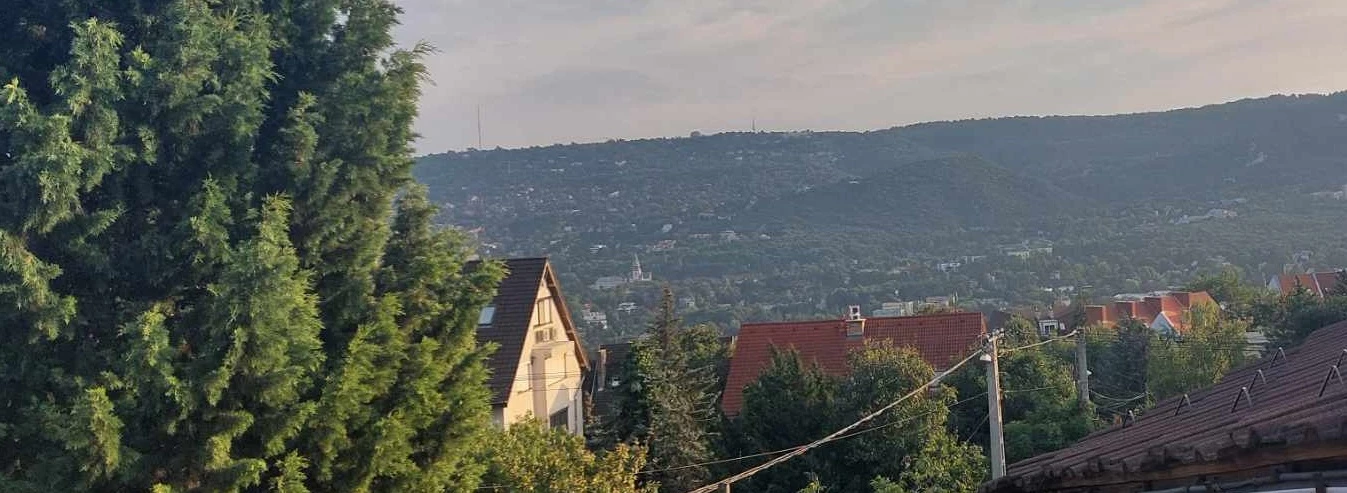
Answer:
[{"left": 393, "top": 0, "right": 1347, "bottom": 153}]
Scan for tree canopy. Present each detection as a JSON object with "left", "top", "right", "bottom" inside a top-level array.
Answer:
[
  {"left": 1, "top": 2, "right": 501, "bottom": 491},
  {"left": 597, "top": 288, "right": 727, "bottom": 492},
  {"left": 480, "top": 420, "right": 653, "bottom": 493},
  {"left": 726, "top": 343, "right": 985, "bottom": 493}
]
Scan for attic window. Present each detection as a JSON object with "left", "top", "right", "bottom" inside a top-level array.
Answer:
[
  {"left": 535, "top": 298, "right": 554, "bottom": 326},
  {"left": 478, "top": 305, "right": 496, "bottom": 326}
]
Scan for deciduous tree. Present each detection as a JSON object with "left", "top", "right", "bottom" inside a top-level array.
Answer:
[{"left": 480, "top": 420, "right": 654, "bottom": 493}]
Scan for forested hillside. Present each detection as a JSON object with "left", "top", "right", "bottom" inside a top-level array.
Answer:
[{"left": 415, "top": 93, "right": 1347, "bottom": 344}]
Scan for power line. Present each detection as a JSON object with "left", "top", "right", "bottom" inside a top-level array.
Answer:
[
  {"left": 1000, "top": 330, "right": 1079, "bottom": 353},
  {"left": 1004, "top": 385, "right": 1058, "bottom": 394},
  {"left": 638, "top": 391, "right": 995, "bottom": 476},
  {"left": 684, "top": 344, "right": 991, "bottom": 493},
  {"left": 963, "top": 412, "right": 990, "bottom": 444},
  {"left": 1089, "top": 389, "right": 1147, "bottom": 403}
]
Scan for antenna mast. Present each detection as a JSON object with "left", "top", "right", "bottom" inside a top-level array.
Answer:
[{"left": 476, "top": 104, "right": 483, "bottom": 148}]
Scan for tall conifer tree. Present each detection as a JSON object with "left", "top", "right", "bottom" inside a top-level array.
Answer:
[{"left": 0, "top": 2, "right": 499, "bottom": 491}]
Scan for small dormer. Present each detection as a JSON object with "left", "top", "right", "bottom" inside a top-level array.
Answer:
[{"left": 846, "top": 305, "right": 865, "bottom": 338}]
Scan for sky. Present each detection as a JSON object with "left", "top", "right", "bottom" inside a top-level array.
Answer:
[{"left": 393, "top": 0, "right": 1347, "bottom": 153}]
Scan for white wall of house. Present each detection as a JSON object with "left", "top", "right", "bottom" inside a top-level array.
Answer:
[{"left": 495, "top": 276, "right": 585, "bottom": 435}]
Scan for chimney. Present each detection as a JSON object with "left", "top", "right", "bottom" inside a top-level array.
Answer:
[
  {"left": 846, "top": 305, "right": 865, "bottom": 337},
  {"left": 596, "top": 348, "right": 608, "bottom": 392}
]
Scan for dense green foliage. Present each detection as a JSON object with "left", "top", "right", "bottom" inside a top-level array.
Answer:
[
  {"left": 0, "top": 2, "right": 503, "bottom": 491},
  {"left": 480, "top": 420, "right": 653, "bottom": 493},
  {"left": 1082, "top": 301, "right": 1259, "bottom": 420},
  {"left": 1146, "top": 303, "right": 1252, "bottom": 401},
  {"left": 415, "top": 95, "right": 1347, "bottom": 344},
  {"left": 725, "top": 343, "right": 985, "bottom": 493},
  {"left": 597, "top": 289, "right": 727, "bottom": 492},
  {"left": 1085, "top": 319, "right": 1157, "bottom": 418},
  {"left": 948, "top": 317, "right": 1094, "bottom": 464},
  {"left": 1255, "top": 286, "right": 1347, "bottom": 347}
]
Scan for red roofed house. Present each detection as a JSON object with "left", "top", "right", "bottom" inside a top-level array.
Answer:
[
  {"left": 1268, "top": 270, "right": 1345, "bottom": 298},
  {"left": 721, "top": 307, "right": 986, "bottom": 416},
  {"left": 1084, "top": 291, "right": 1217, "bottom": 336}
]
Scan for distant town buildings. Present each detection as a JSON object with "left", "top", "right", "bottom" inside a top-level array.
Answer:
[
  {"left": 1310, "top": 183, "right": 1347, "bottom": 200},
  {"left": 999, "top": 240, "right": 1055, "bottom": 259},
  {"left": 1084, "top": 291, "right": 1217, "bottom": 336},
  {"left": 868, "top": 296, "right": 958, "bottom": 317},
  {"left": 923, "top": 295, "right": 957, "bottom": 308},
  {"left": 591, "top": 254, "right": 654, "bottom": 290},
  {"left": 871, "top": 301, "right": 916, "bottom": 317},
  {"left": 1172, "top": 208, "right": 1238, "bottom": 225},
  {"left": 579, "top": 305, "right": 609, "bottom": 331},
  {"left": 648, "top": 239, "right": 677, "bottom": 252}
]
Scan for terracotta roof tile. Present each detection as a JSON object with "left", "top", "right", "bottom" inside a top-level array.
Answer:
[
  {"left": 721, "top": 312, "right": 986, "bottom": 415},
  {"left": 1315, "top": 271, "right": 1343, "bottom": 296},
  {"left": 1270, "top": 271, "right": 1345, "bottom": 297},
  {"left": 1084, "top": 291, "right": 1215, "bottom": 332},
  {"left": 983, "top": 320, "right": 1347, "bottom": 492}
]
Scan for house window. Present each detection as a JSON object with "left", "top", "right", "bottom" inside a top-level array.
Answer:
[
  {"left": 535, "top": 328, "right": 551, "bottom": 343},
  {"left": 1037, "top": 320, "right": 1060, "bottom": 337},
  {"left": 550, "top": 407, "right": 570, "bottom": 431},
  {"left": 477, "top": 305, "right": 496, "bottom": 326},
  {"left": 535, "top": 298, "right": 553, "bottom": 326}
]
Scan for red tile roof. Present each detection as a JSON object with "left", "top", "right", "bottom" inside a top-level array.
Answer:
[
  {"left": 983, "top": 319, "right": 1347, "bottom": 493},
  {"left": 721, "top": 312, "right": 986, "bottom": 415},
  {"left": 1270, "top": 270, "right": 1345, "bottom": 297},
  {"left": 1083, "top": 291, "right": 1216, "bottom": 333}
]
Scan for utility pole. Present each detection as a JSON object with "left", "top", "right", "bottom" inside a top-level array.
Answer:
[
  {"left": 1075, "top": 329, "right": 1090, "bottom": 412},
  {"left": 984, "top": 335, "right": 1006, "bottom": 480}
]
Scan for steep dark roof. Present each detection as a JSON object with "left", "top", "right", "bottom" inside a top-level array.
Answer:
[
  {"left": 722, "top": 312, "right": 986, "bottom": 415},
  {"left": 468, "top": 257, "right": 588, "bottom": 405},
  {"left": 983, "top": 320, "right": 1347, "bottom": 492}
]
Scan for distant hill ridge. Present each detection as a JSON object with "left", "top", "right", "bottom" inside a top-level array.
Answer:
[{"left": 414, "top": 92, "right": 1347, "bottom": 244}]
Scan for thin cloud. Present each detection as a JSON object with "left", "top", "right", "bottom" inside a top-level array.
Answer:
[{"left": 395, "top": 0, "right": 1347, "bottom": 152}]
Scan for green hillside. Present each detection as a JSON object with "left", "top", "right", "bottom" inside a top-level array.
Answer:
[
  {"left": 740, "top": 155, "right": 1081, "bottom": 232},
  {"left": 413, "top": 93, "right": 1347, "bottom": 344}
]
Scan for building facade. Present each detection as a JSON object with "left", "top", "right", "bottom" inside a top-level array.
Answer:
[{"left": 471, "top": 258, "right": 589, "bottom": 435}]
